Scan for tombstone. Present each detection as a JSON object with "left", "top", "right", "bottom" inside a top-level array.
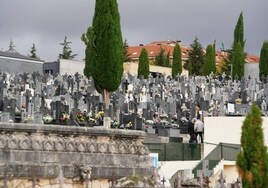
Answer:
[
  {"left": 33, "top": 113, "right": 43, "bottom": 124},
  {"left": 1, "top": 112, "right": 10, "bottom": 122}
]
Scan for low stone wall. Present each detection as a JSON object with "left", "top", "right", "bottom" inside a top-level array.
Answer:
[{"left": 0, "top": 123, "right": 153, "bottom": 187}]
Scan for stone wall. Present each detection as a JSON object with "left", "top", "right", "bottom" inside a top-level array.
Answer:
[{"left": 0, "top": 123, "right": 154, "bottom": 187}]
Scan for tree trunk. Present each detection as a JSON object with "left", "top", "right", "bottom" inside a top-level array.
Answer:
[{"left": 103, "top": 89, "right": 110, "bottom": 117}]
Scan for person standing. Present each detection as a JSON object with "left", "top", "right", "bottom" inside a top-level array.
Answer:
[
  {"left": 188, "top": 118, "right": 197, "bottom": 143},
  {"left": 194, "top": 118, "right": 204, "bottom": 143}
]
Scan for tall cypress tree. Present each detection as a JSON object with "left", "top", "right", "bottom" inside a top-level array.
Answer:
[
  {"left": 138, "top": 48, "right": 149, "bottom": 79},
  {"left": 83, "top": 0, "right": 123, "bottom": 113},
  {"left": 172, "top": 43, "right": 182, "bottom": 78},
  {"left": 230, "top": 12, "right": 245, "bottom": 80},
  {"left": 259, "top": 41, "right": 268, "bottom": 81},
  {"left": 236, "top": 103, "right": 268, "bottom": 187},
  {"left": 203, "top": 44, "right": 216, "bottom": 76},
  {"left": 232, "top": 41, "right": 244, "bottom": 80}
]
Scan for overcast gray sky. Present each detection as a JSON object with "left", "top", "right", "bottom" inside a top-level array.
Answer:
[{"left": 0, "top": 0, "right": 267, "bottom": 62}]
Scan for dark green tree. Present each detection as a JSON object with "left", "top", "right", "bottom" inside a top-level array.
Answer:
[
  {"left": 236, "top": 103, "right": 268, "bottom": 187},
  {"left": 123, "top": 39, "right": 132, "bottom": 62},
  {"left": 232, "top": 41, "right": 244, "bottom": 80},
  {"left": 154, "top": 47, "right": 166, "bottom": 67},
  {"left": 203, "top": 44, "right": 216, "bottom": 76},
  {"left": 164, "top": 51, "right": 171, "bottom": 67},
  {"left": 234, "top": 12, "right": 245, "bottom": 48},
  {"left": 82, "top": 0, "right": 124, "bottom": 113},
  {"left": 29, "top": 43, "right": 38, "bottom": 59},
  {"left": 184, "top": 37, "right": 205, "bottom": 76},
  {"left": 59, "top": 36, "right": 77, "bottom": 60},
  {"left": 229, "top": 12, "right": 245, "bottom": 79},
  {"left": 259, "top": 41, "right": 268, "bottom": 81},
  {"left": 172, "top": 43, "right": 182, "bottom": 78},
  {"left": 81, "top": 27, "right": 95, "bottom": 78},
  {"left": 138, "top": 48, "right": 150, "bottom": 79}
]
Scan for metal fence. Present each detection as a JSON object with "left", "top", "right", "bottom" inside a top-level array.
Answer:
[
  {"left": 192, "top": 142, "right": 241, "bottom": 177},
  {"left": 145, "top": 143, "right": 202, "bottom": 161}
]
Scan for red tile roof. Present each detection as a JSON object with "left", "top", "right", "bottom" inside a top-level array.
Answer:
[
  {"left": 127, "top": 41, "right": 188, "bottom": 60},
  {"left": 127, "top": 41, "right": 260, "bottom": 63}
]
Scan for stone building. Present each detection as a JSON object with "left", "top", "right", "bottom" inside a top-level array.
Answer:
[{"left": 0, "top": 49, "right": 44, "bottom": 74}]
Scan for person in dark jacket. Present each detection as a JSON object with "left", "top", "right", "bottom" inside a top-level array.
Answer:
[{"left": 188, "top": 118, "right": 197, "bottom": 143}]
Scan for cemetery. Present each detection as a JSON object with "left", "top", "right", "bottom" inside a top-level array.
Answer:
[{"left": 1, "top": 69, "right": 268, "bottom": 187}]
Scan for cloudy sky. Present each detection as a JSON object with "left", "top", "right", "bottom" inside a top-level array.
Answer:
[{"left": 0, "top": 0, "right": 267, "bottom": 62}]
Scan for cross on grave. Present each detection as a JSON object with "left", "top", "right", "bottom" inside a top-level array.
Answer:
[
  {"left": 123, "top": 79, "right": 129, "bottom": 93},
  {"left": 218, "top": 170, "right": 226, "bottom": 188},
  {"left": 74, "top": 72, "right": 81, "bottom": 91},
  {"left": 24, "top": 89, "right": 32, "bottom": 113},
  {"left": 161, "top": 176, "right": 166, "bottom": 186},
  {"left": 197, "top": 160, "right": 213, "bottom": 188}
]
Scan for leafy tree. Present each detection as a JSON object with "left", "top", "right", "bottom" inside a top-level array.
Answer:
[
  {"left": 259, "top": 41, "right": 268, "bottom": 81},
  {"left": 172, "top": 43, "right": 182, "bottom": 78},
  {"left": 82, "top": 0, "right": 124, "bottom": 113},
  {"left": 29, "top": 43, "right": 38, "bottom": 59},
  {"left": 203, "top": 44, "right": 216, "bottom": 76},
  {"left": 154, "top": 47, "right": 166, "bottom": 67},
  {"left": 59, "top": 36, "right": 77, "bottom": 60},
  {"left": 184, "top": 37, "right": 205, "bottom": 76},
  {"left": 231, "top": 41, "right": 244, "bottom": 80},
  {"left": 164, "top": 51, "right": 171, "bottom": 67},
  {"left": 123, "top": 39, "right": 132, "bottom": 62},
  {"left": 138, "top": 48, "right": 150, "bottom": 79},
  {"left": 236, "top": 103, "right": 268, "bottom": 187}
]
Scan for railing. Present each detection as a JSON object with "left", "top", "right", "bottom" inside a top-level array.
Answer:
[
  {"left": 145, "top": 143, "right": 202, "bottom": 161},
  {"left": 192, "top": 142, "right": 241, "bottom": 177}
]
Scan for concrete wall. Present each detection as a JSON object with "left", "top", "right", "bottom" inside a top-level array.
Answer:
[
  {"left": 244, "top": 63, "right": 259, "bottom": 81},
  {"left": 123, "top": 62, "right": 188, "bottom": 77},
  {"left": 0, "top": 56, "right": 43, "bottom": 74},
  {"left": 59, "top": 59, "right": 85, "bottom": 75},
  {"left": 204, "top": 116, "right": 268, "bottom": 156}
]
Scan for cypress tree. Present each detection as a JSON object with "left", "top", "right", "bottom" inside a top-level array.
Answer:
[
  {"left": 138, "top": 48, "right": 150, "bottom": 79},
  {"left": 203, "top": 44, "right": 216, "bottom": 76},
  {"left": 236, "top": 103, "right": 268, "bottom": 187},
  {"left": 83, "top": 0, "right": 124, "bottom": 113},
  {"left": 172, "top": 43, "right": 182, "bottom": 78},
  {"left": 230, "top": 12, "right": 245, "bottom": 80},
  {"left": 232, "top": 41, "right": 244, "bottom": 80},
  {"left": 259, "top": 41, "right": 268, "bottom": 81},
  {"left": 234, "top": 12, "right": 245, "bottom": 48}
]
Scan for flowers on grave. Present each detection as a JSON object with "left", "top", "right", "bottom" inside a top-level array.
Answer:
[
  {"left": 95, "top": 111, "right": 104, "bottom": 120},
  {"left": 42, "top": 114, "right": 53, "bottom": 124},
  {"left": 76, "top": 111, "right": 85, "bottom": 122},
  {"left": 60, "top": 112, "right": 70, "bottom": 123},
  {"left": 24, "top": 114, "right": 33, "bottom": 123},
  {"left": 125, "top": 122, "right": 133, "bottom": 129},
  {"left": 159, "top": 114, "right": 168, "bottom": 120},
  {"left": 111, "top": 119, "right": 119, "bottom": 129}
]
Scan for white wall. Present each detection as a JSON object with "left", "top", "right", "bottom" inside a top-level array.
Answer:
[
  {"left": 59, "top": 59, "right": 85, "bottom": 75},
  {"left": 204, "top": 116, "right": 268, "bottom": 156}
]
